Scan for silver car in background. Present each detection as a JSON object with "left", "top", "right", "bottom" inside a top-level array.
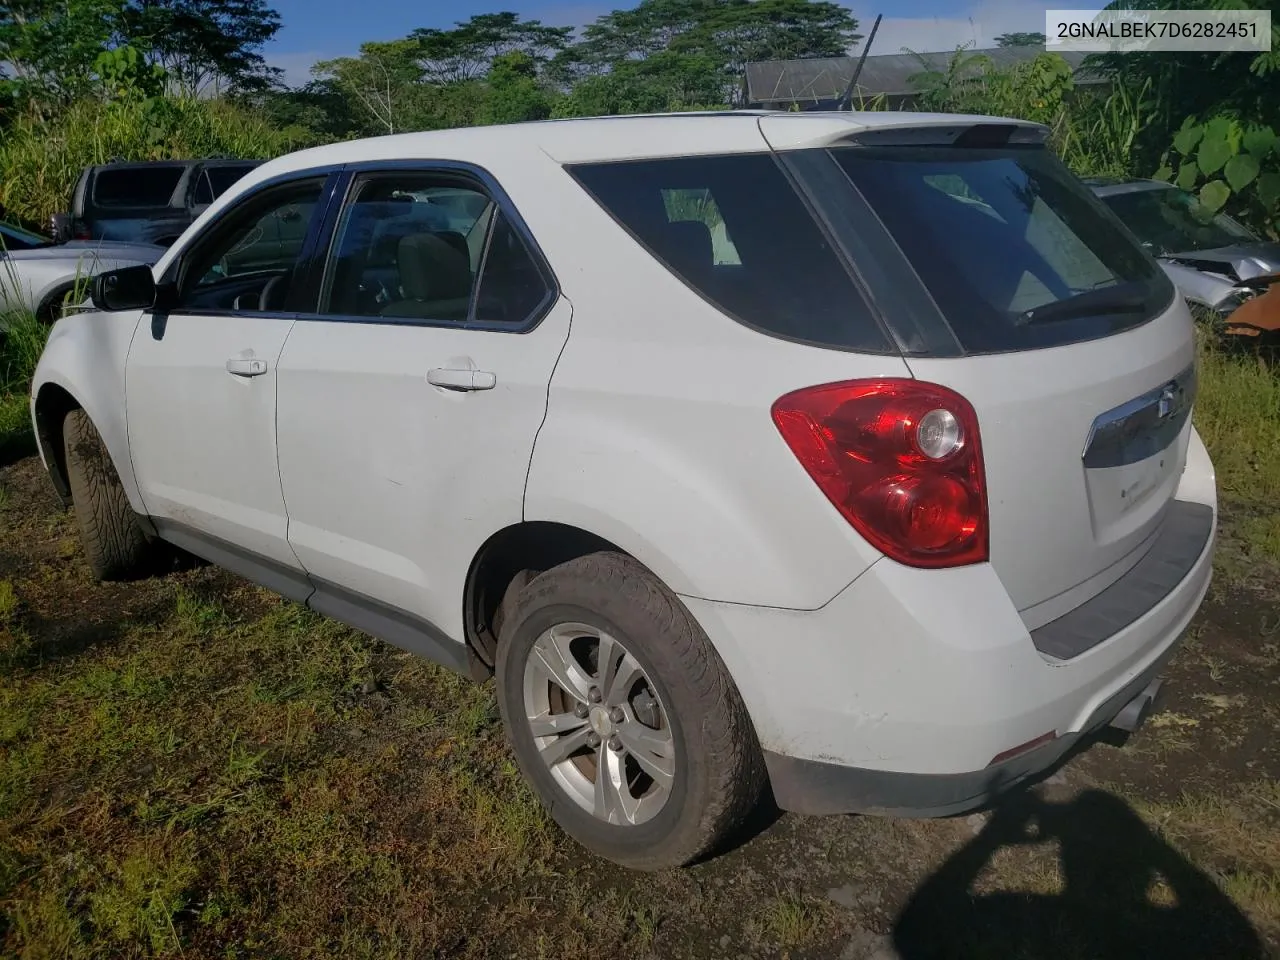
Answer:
[
  {"left": 1, "top": 220, "right": 164, "bottom": 330},
  {"left": 1088, "top": 177, "right": 1280, "bottom": 317}
]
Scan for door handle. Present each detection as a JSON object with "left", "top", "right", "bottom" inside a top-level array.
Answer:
[
  {"left": 226, "top": 358, "right": 268, "bottom": 378},
  {"left": 427, "top": 368, "right": 497, "bottom": 391}
]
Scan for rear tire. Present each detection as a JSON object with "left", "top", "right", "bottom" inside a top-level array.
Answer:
[
  {"left": 63, "top": 409, "right": 157, "bottom": 581},
  {"left": 495, "top": 551, "right": 765, "bottom": 870}
]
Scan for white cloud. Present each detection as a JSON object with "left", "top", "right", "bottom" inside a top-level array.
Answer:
[
  {"left": 850, "top": 0, "right": 1050, "bottom": 55},
  {"left": 268, "top": 50, "right": 331, "bottom": 88}
]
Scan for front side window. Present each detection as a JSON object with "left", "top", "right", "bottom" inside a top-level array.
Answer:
[
  {"left": 830, "top": 145, "right": 1174, "bottom": 354},
  {"left": 321, "top": 170, "right": 552, "bottom": 327},
  {"left": 568, "top": 154, "right": 888, "bottom": 352},
  {"left": 174, "top": 177, "right": 324, "bottom": 314}
]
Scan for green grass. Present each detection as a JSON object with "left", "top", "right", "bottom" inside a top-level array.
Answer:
[{"left": 1190, "top": 327, "right": 1280, "bottom": 581}]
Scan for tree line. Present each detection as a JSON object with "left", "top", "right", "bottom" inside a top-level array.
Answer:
[{"left": 1, "top": 0, "right": 1278, "bottom": 236}]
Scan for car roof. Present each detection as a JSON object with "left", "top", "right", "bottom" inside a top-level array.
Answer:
[{"left": 238, "top": 110, "right": 1047, "bottom": 182}]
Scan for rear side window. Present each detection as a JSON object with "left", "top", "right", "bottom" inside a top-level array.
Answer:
[
  {"left": 569, "top": 154, "right": 890, "bottom": 352},
  {"left": 830, "top": 145, "right": 1174, "bottom": 354},
  {"left": 93, "top": 167, "right": 185, "bottom": 207}
]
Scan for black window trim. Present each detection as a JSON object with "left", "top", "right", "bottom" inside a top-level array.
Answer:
[
  {"left": 564, "top": 150, "right": 898, "bottom": 357},
  {"left": 297, "top": 158, "right": 560, "bottom": 335},
  {"left": 156, "top": 165, "right": 346, "bottom": 321},
  {"left": 777, "top": 148, "right": 963, "bottom": 358}
]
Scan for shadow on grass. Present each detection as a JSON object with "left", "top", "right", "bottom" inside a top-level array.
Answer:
[
  {"left": 0, "top": 428, "right": 36, "bottom": 469},
  {"left": 6, "top": 610, "right": 133, "bottom": 667},
  {"left": 892, "top": 788, "right": 1264, "bottom": 959}
]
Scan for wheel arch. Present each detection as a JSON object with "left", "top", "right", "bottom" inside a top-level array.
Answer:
[
  {"left": 35, "top": 281, "right": 79, "bottom": 325},
  {"left": 30, "top": 312, "right": 146, "bottom": 516},
  {"left": 32, "top": 381, "right": 81, "bottom": 503},
  {"left": 463, "top": 521, "right": 634, "bottom": 680}
]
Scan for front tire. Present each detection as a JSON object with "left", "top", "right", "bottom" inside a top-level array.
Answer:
[
  {"left": 495, "top": 551, "right": 765, "bottom": 870},
  {"left": 62, "top": 409, "right": 157, "bottom": 580}
]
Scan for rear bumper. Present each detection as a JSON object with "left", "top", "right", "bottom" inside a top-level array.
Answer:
[
  {"left": 763, "top": 659, "right": 1170, "bottom": 817},
  {"left": 681, "top": 427, "right": 1216, "bottom": 815}
]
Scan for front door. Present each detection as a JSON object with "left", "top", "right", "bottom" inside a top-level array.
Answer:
[{"left": 126, "top": 173, "right": 333, "bottom": 590}]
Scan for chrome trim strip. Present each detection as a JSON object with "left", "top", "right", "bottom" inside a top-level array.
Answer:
[{"left": 1081, "top": 363, "right": 1196, "bottom": 469}]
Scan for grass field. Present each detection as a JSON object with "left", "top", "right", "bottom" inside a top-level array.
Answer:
[{"left": 1, "top": 316, "right": 1278, "bottom": 958}]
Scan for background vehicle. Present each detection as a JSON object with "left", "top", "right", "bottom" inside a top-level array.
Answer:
[
  {"left": 29, "top": 112, "right": 1217, "bottom": 871},
  {"left": 1088, "top": 177, "right": 1280, "bottom": 317},
  {"left": 1, "top": 221, "right": 163, "bottom": 327},
  {"left": 50, "top": 158, "right": 263, "bottom": 247},
  {"left": 1, "top": 220, "right": 52, "bottom": 252}
]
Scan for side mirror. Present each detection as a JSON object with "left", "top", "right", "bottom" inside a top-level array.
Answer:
[
  {"left": 92, "top": 264, "right": 157, "bottom": 312},
  {"left": 49, "top": 213, "right": 73, "bottom": 244}
]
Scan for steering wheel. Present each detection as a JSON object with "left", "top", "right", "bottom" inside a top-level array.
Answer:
[{"left": 257, "top": 275, "right": 284, "bottom": 312}]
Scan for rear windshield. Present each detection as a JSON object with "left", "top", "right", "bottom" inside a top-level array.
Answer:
[
  {"left": 568, "top": 153, "right": 890, "bottom": 352},
  {"left": 1098, "top": 184, "right": 1255, "bottom": 255},
  {"left": 93, "top": 166, "right": 185, "bottom": 207},
  {"left": 830, "top": 144, "right": 1174, "bottom": 354}
]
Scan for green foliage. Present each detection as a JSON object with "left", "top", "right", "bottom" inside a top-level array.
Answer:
[
  {"left": 555, "top": 0, "right": 860, "bottom": 103},
  {"left": 0, "top": 96, "right": 311, "bottom": 227},
  {"left": 994, "top": 31, "right": 1046, "bottom": 47},
  {"left": 0, "top": 0, "right": 119, "bottom": 111},
  {"left": 1084, "top": 0, "right": 1280, "bottom": 173},
  {"left": 313, "top": 39, "right": 430, "bottom": 136},
  {"left": 0, "top": 307, "right": 45, "bottom": 456},
  {"left": 1158, "top": 116, "right": 1280, "bottom": 237},
  {"left": 94, "top": 44, "right": 168, "bottom": 100},
  {"left": 0, "top": 0, "right": 282, "bottom": 114},
  {"left": 115, "top": 0, "right": 283, "bottom": 94},
  {"left": 553, "top": 52, "right": 729, "bottom": 118},
  {"left": 480, "top": 52, "right": 555, "bottom": 125},
  {"left": 912, "top": 46, "right": 1073, "bottom": 127},
  {"left": 412, "top": 12, "right": 572, "bottom": 85},
  {"left": 1055, "top": 78, "right": 1157, "bottom": 179}
]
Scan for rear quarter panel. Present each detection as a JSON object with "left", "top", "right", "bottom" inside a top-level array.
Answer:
[{"left": 518, "top": 161, "right": 909, "bottom": 611}]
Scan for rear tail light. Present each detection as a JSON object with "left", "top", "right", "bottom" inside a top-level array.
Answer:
[
  {"left": 73, "top": 221, "right": 90, "bottom": 240},
  {"left": 771, "top": 378, "right": 988, "bottom": 568}
]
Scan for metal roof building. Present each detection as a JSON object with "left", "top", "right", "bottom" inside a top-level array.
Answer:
[{"left": 741, "top": 47, "right": 1108, "bottom": 111}]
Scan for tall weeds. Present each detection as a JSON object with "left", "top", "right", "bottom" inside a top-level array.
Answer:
[
  {"left": 0, "top": 96, "right": 314, "bottom": 228},
  {"left": 1054, "top": 79, "right": 1157, "bottom": 179}
]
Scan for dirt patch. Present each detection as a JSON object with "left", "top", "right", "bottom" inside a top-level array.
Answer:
[{"left": 1, "top": 453, "right": 1278, "bottom": 959}]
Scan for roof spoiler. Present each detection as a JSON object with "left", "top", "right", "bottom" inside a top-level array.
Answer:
[{"left": 840, "top": 122, "right": 1050, "bottom": 148}]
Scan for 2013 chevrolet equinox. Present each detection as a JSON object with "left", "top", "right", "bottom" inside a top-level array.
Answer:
[{"left": 29, "top": 111, "right": 1217, "bottom": 871}]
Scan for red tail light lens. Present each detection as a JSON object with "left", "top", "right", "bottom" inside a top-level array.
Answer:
[
  {"left": 771, "top": 378, "right": 988, "bottom": 568},
  {"left": 73, "top": 222, "right": 91, "bottom": 240}
]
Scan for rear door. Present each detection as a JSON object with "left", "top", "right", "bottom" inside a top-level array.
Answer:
[
  {"left": 809, "top": 134, "right": 1194, "bottom": 627},
  {"left": 274, "top": 164, "right": 570, "bottom": 640}
]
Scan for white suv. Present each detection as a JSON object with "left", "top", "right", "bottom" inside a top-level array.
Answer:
[{"left": 29, "top": 112, "right": 1217, "bottom": 871}]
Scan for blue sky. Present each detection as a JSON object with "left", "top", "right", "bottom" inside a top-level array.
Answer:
[{"left": 267, "top": 0, "right": 1054, "bottom": 85}]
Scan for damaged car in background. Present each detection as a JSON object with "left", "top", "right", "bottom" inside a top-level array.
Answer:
[
  {"left": 1, "top": 219, "right": 164, "bottom": 330},
  {"left": 1089, "top": 177, "right": 1280, "bottom": 338}
]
